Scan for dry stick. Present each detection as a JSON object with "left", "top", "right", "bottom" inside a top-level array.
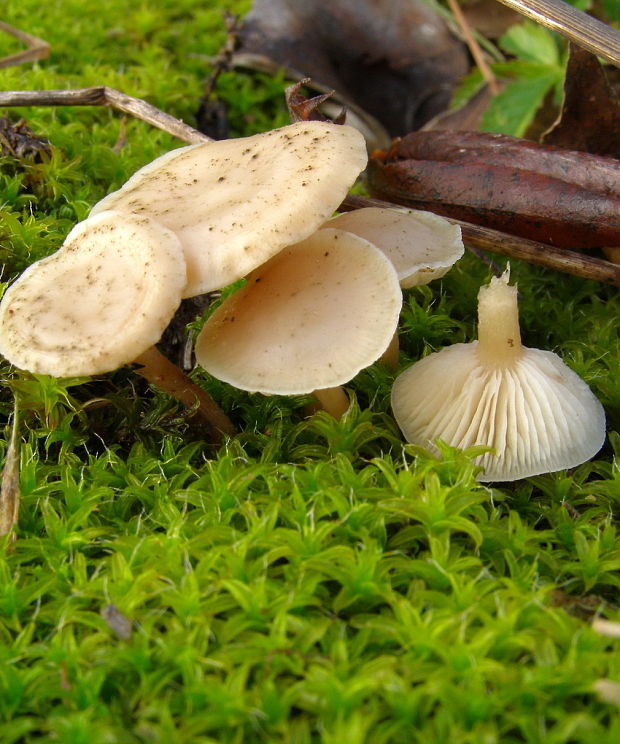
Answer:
[
  {"left": 446, "top": 0, "right": 500, "bottom": 95},
  {"left": 342, "top": 194, "right": 620, "bottom": 286},
  {"left": 0, "top": 401, "right": 20, "bottom": 538},
  {"left": 0, "top": 21, "right": 50, "bottom": 70},
  {"left": 0, "top": 88, "right": 210, "bottom": 145},
  {"left": 494, "top": 0, "right": 620, "bottom": 68}
]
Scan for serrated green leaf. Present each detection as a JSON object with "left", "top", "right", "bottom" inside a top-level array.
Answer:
[
  {"left": 500, "top": 21, "right": 562, "bottom": 66},
  {"left": 481, "top": 72, "right": 558, "bottom": 136}
]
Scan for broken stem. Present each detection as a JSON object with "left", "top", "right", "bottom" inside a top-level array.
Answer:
[{"left": 133, "top": 346, "right": 236, "bottom": 438}]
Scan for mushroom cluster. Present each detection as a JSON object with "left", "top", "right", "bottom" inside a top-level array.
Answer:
[
  {"left": 0, "top": 121, "right": 366, "bottom": 432},
  {"left": 391, "top": 270, "right": 606, "bottom": 481},
  {"left": 194, "top": 205, "right": 465, "bottom": 415},
  {"left": 0, "top": 118, "right": 468, "bottom": 429}
]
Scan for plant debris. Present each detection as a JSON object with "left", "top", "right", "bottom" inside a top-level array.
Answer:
[
  {"left": 368, "top": 131, "right": 620, "bottom": 251},
  {"left": 0, "top": 116, "right": 51, "bottom": 161},
  {"left": 543, "top": 44, "right": 620, "bottom": 158},
  {"left": 233, "top": 0, "right": 469, "bottom": 141}
]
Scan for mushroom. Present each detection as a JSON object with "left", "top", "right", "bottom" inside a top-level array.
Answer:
[
  {"left": 0, "top": 209, "right": 235, "bottom": 437},
  {"left": 391, "top": 270, "right": 606, "bottom": 481},
  {"left": 194, "top": 228, "right": 402, "bottom": 418},
  {"left": 324, "top": 206, "right": 464, "bottom": 367},
  {"left": 90, "top": 120, "right": 368, "bottom": 297},
  {"left": 325, "top": 207, "right": 464, "bottom": 288}
]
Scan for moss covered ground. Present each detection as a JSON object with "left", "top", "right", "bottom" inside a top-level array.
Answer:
[{"left": 1, "top": 2, "right": 620, "bottom": 742}]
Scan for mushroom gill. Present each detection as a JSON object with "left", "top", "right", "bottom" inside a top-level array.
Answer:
[{"left": 391, "top": 271, "right": 606, "bottom": 481}]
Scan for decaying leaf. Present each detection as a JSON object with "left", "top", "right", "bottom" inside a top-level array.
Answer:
[
  {"left": 543, "top": 44, "right": 620, "bottom": 158},
  {"left": 459, "top": 0, "right": 521, "bottom": 39},
  {"left": 0, "top": 116, "right": 51, "bottom": 161},
  {"left": 368, "top": 130, "right": 620, "bottom": 251},
  {"left": 233, "top": 0, "right": 469, "bottom": 146}
]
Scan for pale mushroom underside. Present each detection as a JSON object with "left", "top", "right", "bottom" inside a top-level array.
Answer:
[
  {"left": 195, "top": 228, "right": 402, "bottom": 394},
  {"left": 392, "top": 342, "right": 606, "bottom": 481},
  {"left": 325, "top": 207, "right": 464, "bottom": 287}
]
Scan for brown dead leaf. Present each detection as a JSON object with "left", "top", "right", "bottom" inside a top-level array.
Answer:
[
  {"left": 543, "top": 44, "right": 620, "bottom": 158},
  {"left": 368, "top": 130, "right": 620, "bottom": 251},
  {"left": 459, "top": 0, "right": 521, "bottom": 39},
  {"left": 234, "top": 0, "right": 469, "bottom": 139}
]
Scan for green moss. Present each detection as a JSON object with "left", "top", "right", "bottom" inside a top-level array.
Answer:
[{"left": 0, "top": 2, "right": 620, "bottom": 742}]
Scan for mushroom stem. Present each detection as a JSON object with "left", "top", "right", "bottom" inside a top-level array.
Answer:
[
  {"left": 380, "top": 330, "right": 400, "bottom": 370},
  {"left": 476, "top": 271, "right": 523, "bottom": 365},
  {"left": 133, "top": 346, "right": 236, "bottom": 437},
  {"left": 311, "top": 386, "right": 351, "bottom": 419}
]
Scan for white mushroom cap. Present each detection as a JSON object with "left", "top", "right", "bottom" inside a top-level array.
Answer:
[
  {"left": 324, "top": 207, "right": 464, "bottom": 287},
  {"left": 194, "top": 228, "right": 402, "bottom": 394},
  {"left": 391, "top": 272, "right": 606, "bottom": 481},
  {"left": 0, "top": 210, "right": 187, "bottom": 377},
  {"left": 90, "top": 121, "right": 368, "bottom": 297}
]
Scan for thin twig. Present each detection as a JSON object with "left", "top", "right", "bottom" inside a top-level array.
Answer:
[
  {"left": 446, "top": 0, "right": 500, "bottom": 95},
  {"left": 342, "top": 194, "right": 620, "bottom": 286},
  {"left": 0, "top": 87, "right": 210, "bottom": 144},
  {"left": 202, "top": 11, "right": 242, "bottom": 100},
  {"left": 0, "top": 21, "right": 50, "bottom": 69}
]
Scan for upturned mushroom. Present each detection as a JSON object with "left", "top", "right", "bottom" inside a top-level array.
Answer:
[
  {"left": 324, "top": 207, "right": 464, "bottom": 288},
  {"left": 194, "top": 228, "right": 402, "bottom": 418},
  {"left": 90, "top": 120, "right": 368, "bottom": 297},
  {"left": 0, "top": 210, "right": 235, "bottom": 436},
  {"left": 324, "top": 206, "right": 464, "bottom": 367},
  {"left": 391, "top": 271, "right": 606, "bottom": 481}
]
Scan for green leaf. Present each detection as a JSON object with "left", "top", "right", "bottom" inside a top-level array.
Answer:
[
  {"left": 481, "top": 72, "right": 558, "bottom": 136},
  {"left": 601, "top": 0, "right": 620, "bottom": 21},
  {"left": 499, "top": 21, "right": 561, "bottom": 66}
]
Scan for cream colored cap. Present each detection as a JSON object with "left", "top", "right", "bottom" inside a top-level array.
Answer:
[
  {"left": 91, "top": 121, "right": 368, "bottom": 297},
  {"left": 195, "top": 228, "right": 402, "bottom": 394},
  {"left": 0, "top": 210, "right": 186, "bottom": 376},
  {"left": 325, "top": 207, "right": 463, "bottom": 287}
]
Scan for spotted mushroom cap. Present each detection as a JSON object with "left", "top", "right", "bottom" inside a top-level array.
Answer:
[
  {"left": 0, "top": 210, "right": 187, "bottom": 377},
  {"left": 391, "top": 272, "right": 606, "bottom": 481},
  {"left": 194, "top": 228, "right": 402, "bottom": 394},
  {"left": 90, "top": 121, "right": 368, "bottom": 297},
  {"left": 324, "top": 207, "right": 464, "bottom": 287}
]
